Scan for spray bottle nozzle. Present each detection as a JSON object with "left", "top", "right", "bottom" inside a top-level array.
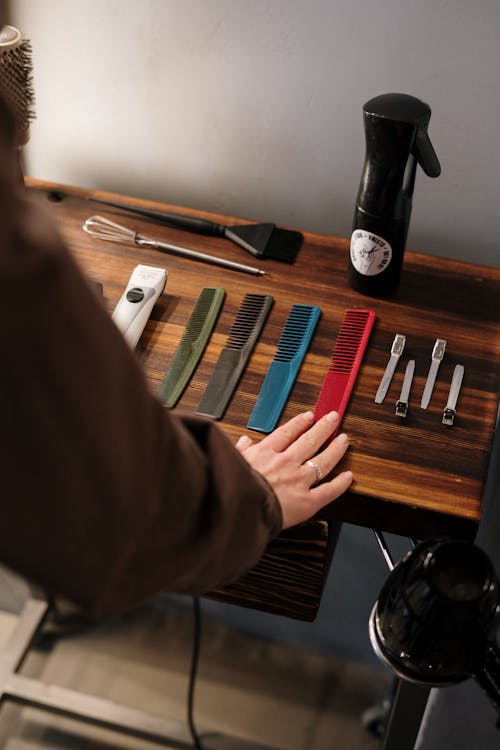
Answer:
[
  {"left": 363, "top": 92, "right": 441, "bottom": 179},
  {"left": 413, "top": 128, "right": 441, "bottom": 177}
]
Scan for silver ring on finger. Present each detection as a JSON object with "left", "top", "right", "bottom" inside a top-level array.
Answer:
[{"left": 306, "top": 459, "right": 323, "bottom": 484}]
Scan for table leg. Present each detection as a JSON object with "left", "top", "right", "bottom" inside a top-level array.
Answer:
[{"left": 382, "top": 679, "right": 431, "bottom": 750}]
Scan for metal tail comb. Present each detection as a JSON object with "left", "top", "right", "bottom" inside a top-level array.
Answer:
[
  {"left": 196, "top": 293, "right": 274, "bottom": 419},
  {"left": 247, "top": 304, "right": 321, "bottom": 433},
  {"left": 157, "top": 287, "right": 225, "bottom": 407},
  {"left": 314, "top": 309, "right": 376, "bottom": 433}
]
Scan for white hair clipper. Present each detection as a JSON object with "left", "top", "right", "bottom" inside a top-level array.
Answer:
[{"left": 112, "top": 264, "right": 167, "bottom": 349}]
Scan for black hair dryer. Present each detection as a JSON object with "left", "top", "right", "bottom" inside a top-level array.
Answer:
[
  {"left": 349, "top": 93, "right": 441, "bottom": 297},
  {"left": 370, "top": 539, "right": 500, "bottom": 720}
]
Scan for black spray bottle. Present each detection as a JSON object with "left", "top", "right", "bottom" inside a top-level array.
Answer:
[{"left": 349, "top": 93, "right": 441, "bottom": 297}]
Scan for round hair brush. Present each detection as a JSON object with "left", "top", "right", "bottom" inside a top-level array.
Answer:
[{"left": 0, "top": 24, "right": 35, "bottom": 147}]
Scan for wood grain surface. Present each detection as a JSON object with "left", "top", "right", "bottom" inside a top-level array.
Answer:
[{"left": 26, "top": 179, "right": 500, "bottom": 618}]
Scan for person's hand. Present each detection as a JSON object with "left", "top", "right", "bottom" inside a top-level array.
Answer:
[{"left": 235, "top": 410, "right": 352, "bottom": 529}]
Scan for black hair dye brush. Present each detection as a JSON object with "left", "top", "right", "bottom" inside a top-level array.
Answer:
[{"left": 86, "top": 196, "right": 303, "bottom": 263}]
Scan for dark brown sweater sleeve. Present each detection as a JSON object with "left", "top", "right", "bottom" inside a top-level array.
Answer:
[{"left": 0, "top": 182, "right": 282, "bottom": 619}]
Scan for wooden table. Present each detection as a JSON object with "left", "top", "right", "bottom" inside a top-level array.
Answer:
[{"left": 27, "top": 179, "right": 500, "bottom": 621}]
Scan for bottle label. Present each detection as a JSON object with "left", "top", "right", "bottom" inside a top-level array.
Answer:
[{"left": 350, "top": 230, "right": 392, "bottom": 276}]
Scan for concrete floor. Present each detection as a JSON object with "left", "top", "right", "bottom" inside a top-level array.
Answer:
[{"left": 0, "top": 569, "right": 391, "bottom": 749}]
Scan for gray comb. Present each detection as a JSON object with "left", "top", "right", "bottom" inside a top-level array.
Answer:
[{"left": 197, "top": 293, "right": 274, "bottom": 419}]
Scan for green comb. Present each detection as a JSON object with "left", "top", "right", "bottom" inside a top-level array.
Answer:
[{"left": 158, "top": 287, "right": 225, "bottom": 407}]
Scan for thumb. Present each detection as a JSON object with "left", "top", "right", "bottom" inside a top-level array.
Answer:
[{"left": 235, "top": 434, "right": 254, "bottom": 453}]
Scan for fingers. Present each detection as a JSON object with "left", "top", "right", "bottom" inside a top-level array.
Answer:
[
  {"left": 258, "top": 410, "right": 316, "bottom": 452},
  {"left": 287, "top": 410, "right": 340, "bottom": 462},
  {"left": 308, "top": 470, "right": 354, "bottom": 513},
  {"left": 305, "top": 431, "right": 350, "bottom": 485},
  {"left": 279, "top": 466, "right": 354, "bottom": 530},
  {"left": 236, "top": 410, "right": 343, "bottom": 469}
]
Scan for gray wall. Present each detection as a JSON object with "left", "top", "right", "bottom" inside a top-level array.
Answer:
[
  {"left": 8, "top": 1, "right": 499, "bottom": 667},
  {"left": 10, "top": 0, "right": 500, "bottom": 267}
]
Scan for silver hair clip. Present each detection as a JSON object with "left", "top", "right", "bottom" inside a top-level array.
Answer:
[
  {"left": 442, "top": 364, "right": 465, "bottom": 426},
  {"left": 421, "top": 338, "right": 446, "bottom": 409},
  {"left": 395, "top": 360, "right": 415, "bottom": 418},
  {"left": 375, "top": 334, "right": 406, "bottom": 404}
]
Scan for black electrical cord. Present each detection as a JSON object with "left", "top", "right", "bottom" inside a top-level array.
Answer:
[{"left": 187, "top": 597, "right": 204, "bottom": 749}]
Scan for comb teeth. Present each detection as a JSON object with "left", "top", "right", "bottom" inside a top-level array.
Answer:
[
  {"left": 275, "top": 304, "right": 319, "bottom": 362},
  {"left": 327, "top": 310, "right": 374, "bottom": 374},
  {"left": 182, "top": 287, "right": 221, "bottom": 343},
  {"left": 226, "top": 294, "right": 273, "bottom": 350}
]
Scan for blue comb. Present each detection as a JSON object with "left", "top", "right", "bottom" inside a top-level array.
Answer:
[{"left": 247, "top": 304, "right": 321, "bottom": 433}]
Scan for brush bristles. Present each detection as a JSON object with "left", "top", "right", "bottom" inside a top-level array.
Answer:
[{"left": 0, "top": 28, "right": 35, "bottom": 145}]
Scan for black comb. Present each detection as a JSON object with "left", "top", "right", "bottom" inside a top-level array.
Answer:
[{"left": 196, "top": 293, "right": 274, "bottom": 419}]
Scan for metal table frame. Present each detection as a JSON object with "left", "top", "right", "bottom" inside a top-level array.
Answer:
[{"left": 0, "top": 594, "right": 273, "bottom": 749}]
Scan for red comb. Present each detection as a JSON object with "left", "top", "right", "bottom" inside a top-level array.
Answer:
[{"left": 314, "top": 309, "right": 376, "bottom": 434}]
